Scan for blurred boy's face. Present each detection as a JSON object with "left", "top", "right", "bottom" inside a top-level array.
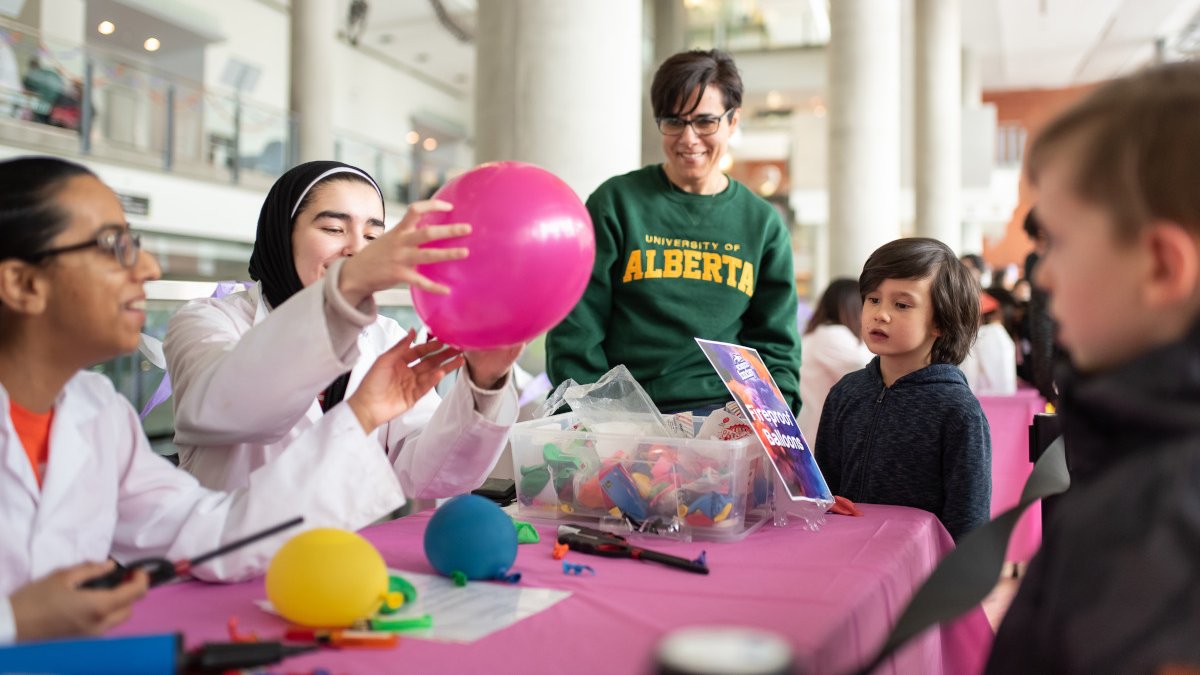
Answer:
[
  {"left": 862, "top": 276, "right": 940, "bottom": 378},
  {"left": 1034, "top": 160, "right": 1150, "bottom": 372}
]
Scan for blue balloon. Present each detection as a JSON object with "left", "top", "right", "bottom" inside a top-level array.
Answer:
[{"left": 423, "top": 494, "right": 518, "bottom": 580}]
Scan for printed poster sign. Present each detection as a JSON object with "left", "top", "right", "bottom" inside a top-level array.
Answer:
[{"left": 696, "top": 338, "right": 833, "bottom": 503}]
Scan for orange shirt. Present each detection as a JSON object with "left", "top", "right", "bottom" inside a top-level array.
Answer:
[{"left": 10, "top": 400, "right": 53, "bottom": 487}]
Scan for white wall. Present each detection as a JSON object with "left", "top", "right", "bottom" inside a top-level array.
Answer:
[
  {"left": 330, "top": 40, "right": 469, "bottom": 154},
  {"left": 175, "top": 0, "right": 472, "bottom": 156},
  {"left": 189, "top": 0, "right": 291, "bottom": 112}
]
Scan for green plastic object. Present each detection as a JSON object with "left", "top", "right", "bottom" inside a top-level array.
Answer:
[
  {"left": 512, "top": 519, "right": 541, "bottom": 544},
  {"left": 451, "top": 570, "right": 468, "bottom": 587},
  {"left": 369, "top": 614, "right": 434, "bottom": 632},
  {"left": 378, "top": 574, "right": 418, "bottom": 615},
  {"left": 519, "top": 463, "right": 551, "bottom": 496}
]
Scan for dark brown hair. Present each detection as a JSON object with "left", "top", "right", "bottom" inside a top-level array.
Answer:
[
  {"left": 0, "top": 156, "right": 95, "bottom": 264},
  {"left": 859, "top": 237, "right": 980, "bottom": 365},
  {"left": 650, "top": 49, "right": 743, "bottom": 119},
  {"left": 806, "top": 277, "right": 863, "bottom": 338},
  {"left": 1027, "top": 61, "right": 1200, "bottom": 241}
]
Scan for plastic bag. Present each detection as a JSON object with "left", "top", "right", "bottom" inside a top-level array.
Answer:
[{"left": 556, "top": 365, "right": 680, "bottom": 438}]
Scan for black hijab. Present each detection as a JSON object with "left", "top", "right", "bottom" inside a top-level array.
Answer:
[{"left": 247, "top": 160, "right": 384, "bottom": 412}]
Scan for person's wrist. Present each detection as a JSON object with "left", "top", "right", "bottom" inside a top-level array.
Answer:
[
  {"left": 336, "top": 258, "right": 372, "bottom": 307},
  {"left": 346, "top": 395, "right": 379, "bottom": 433},
  {"left": 466, "top": 362, "right": 507, "bottom": 390}
]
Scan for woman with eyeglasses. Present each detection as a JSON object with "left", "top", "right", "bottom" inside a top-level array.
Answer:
[
  {"left": 546, "top": 49, "right": 802, "bottom": 416},
  {"left": 162, "top": 160, "right": 520, "bottom": 496},
  {"left": 0, "top": 156, "right": 451, "bottom": 642}
]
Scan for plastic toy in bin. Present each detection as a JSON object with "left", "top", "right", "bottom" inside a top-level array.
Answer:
[
  {"left": 509, "top": 408, "right": 774, "bottom": 542},
  {"left": 599, "top": 463, "right": 649, "bottom": 521}
]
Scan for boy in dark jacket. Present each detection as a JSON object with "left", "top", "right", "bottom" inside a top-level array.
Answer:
[
  {"left": 815, "top": 238, "right": 990, "bottom": 540},
  {"left": 986, "top": 62, "right": 1200, "bottom": 673}
]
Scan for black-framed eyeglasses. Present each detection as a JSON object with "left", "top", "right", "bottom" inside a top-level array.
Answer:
[
  {"left": 656, "top": 108, "right": 734, "bottom": 137},
  {"left": 28, "top": 224, "right": 142, "bottom": 268}
]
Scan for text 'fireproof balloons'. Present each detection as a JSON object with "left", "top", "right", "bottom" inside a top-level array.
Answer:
[{"left": 411, "top": 162, "right": 595, "bottom": 349}]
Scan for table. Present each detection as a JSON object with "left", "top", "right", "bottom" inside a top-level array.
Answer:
[
  {"left": 112, "top": 506, "right": 993, "bottom": 675},
  {"left": 978, "top": 387, "right": 1047, "bottom": 563}
]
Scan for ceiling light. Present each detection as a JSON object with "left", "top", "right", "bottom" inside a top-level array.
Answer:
[
  {"left": 405, "top": 131, "right": 420, "bottom": 145},
  {"left": 143, "top": 37, "right": 161, "bottom": 52},
  {"left": 423, "top": 137, "right": 438, "bottom": 151},
  {"left": 97, "top": 21, "right": 115, "bottom": 35}
]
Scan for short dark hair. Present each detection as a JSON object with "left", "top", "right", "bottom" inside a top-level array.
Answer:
[
  {"left": 859, "top": 237, "right": 980, "bottom": 365},
  {"left": 806, "top": 277, "right": 863, "bottom": 338},
  {"left": 0, "top": 156, "right": 95, "bottom": 264},
  {"left": 650, "top": 49, "right": 743, "bottom": 119},
  {"left": 1027, "top": 61, "right": 1200, "bottom": 241}
]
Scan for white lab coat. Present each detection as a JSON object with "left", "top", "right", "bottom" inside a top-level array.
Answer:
[
  {"left": 798, "top": 324, "right": 873, "bottom": 442},
  {"left": 961, "top": 322, "right": 1018, "bottom": 396},
  {"left": 164, "top": 260, "right": 517, "bottom": 497},
  {"left": 0, "top": 373, "right": 403, "bottom": 643}
]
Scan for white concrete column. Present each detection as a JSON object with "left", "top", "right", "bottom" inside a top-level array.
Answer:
[
  {"left": 914, "top": 0, "right": 962, "bottom": 252},
  {"left": 961, "top": 47, "right": 981, "bottom": 108},
  {"left": 642, "top": 0, "right": 688, "bottom": 168},
  {"left": 960, "top": 46, "right": 985, "bottom": 254},
  {"left": 475, "top": 0, "right": 642, "bottom": 199},
  {"left": 290, "top": 0, "right": 336, "bottom": 163},
  {"left": 827, "top": 0, "right": 902, "bottom": 279}
]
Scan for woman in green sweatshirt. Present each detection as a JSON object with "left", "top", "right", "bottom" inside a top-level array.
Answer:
[{"left": 546, "top": 49, "right": 802, "bottom": 415}]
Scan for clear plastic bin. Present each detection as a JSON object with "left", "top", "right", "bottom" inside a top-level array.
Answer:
[{"left": 509, "top": 412, "right": 772, "bottom": 542}]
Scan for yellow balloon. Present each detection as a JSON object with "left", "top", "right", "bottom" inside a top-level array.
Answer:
[{"left": 265, "top": 528, "right": 389, "bottom": 627}]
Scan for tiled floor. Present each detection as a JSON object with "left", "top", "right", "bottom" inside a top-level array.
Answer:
[{"left": 981, "top": 563, "right": 1025, "bottom": 630}]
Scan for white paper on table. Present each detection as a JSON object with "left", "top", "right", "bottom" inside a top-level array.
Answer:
[{"left": 256, "top": 569, "right": 571, "bottom": 644}]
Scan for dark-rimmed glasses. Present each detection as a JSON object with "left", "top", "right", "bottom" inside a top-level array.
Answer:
[
  {"left": 656, "top": 108, "right": 734, "bottom": 137},
  {"left": 28, "top": 224, "right": 142, "bottom": 268}
]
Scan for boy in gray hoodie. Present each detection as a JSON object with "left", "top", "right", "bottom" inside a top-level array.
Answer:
[{"left": 815, "top": 238, "right": 990, "bottom": 540}]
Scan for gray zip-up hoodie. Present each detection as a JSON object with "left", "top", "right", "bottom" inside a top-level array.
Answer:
[{"left": 814, "top": 357, "right": 991, "bottom": 540}]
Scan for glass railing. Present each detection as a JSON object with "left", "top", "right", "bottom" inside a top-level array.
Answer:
[
  {"left": 0, "top": 18, "right": 294, "bottom": 186},
  {"left": 335, "top": 132, "right": 415, "bottom": 204},
  {"left": 0, "top": 19, "right": 467, "bottom": 199}
]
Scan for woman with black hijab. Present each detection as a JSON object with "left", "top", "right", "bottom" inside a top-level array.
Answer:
[
  {"left": 163, "top": 161, "right": 521, "bottom": 498},
  {"left": 0, "top": 156, "right": 445, "bottom": 643}
]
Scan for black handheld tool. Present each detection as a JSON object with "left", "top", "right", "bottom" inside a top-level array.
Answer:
[
  {"left": 557, "top": 524, "right": 709, "bottom": 575},
  {"left": 81, "top": 516, "right": 304, "bottom": 589}
]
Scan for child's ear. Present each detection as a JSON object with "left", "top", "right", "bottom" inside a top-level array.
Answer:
[
  {"left": 1142, "top": 220, "right": 1200, "bottom": 309},
  {"left": 0, "top": 260, "right": 50, "bottom": 315}
]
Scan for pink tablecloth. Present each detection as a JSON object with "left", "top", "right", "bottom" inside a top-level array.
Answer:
[
  {"left": 112, "top": 506, "right": 993, "bottom": 675},
  {"left": 979, "top": 387, "right": 1047, "bottom": 563}
]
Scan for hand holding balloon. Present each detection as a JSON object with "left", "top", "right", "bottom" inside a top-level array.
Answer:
[
  {"left": 338, "top": 199, "right": 472, "bottom": 307},
  {"left": 412, "top": 162, "right": 595, "bottom": 350}
]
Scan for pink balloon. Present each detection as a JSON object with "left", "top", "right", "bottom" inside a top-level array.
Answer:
[{"left": 412, "top": 162, "right": 596, "bottom": 350}]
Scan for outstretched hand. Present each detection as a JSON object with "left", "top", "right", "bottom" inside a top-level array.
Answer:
[
  {"left": 11, "top": 560, "right": 150, "bottom": 641},
  {"left": 338, "top": 199, "right": 472, "bottom": 306},
  {"left": 347, "top": 329, "right": 465, "bottom": 433}
]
